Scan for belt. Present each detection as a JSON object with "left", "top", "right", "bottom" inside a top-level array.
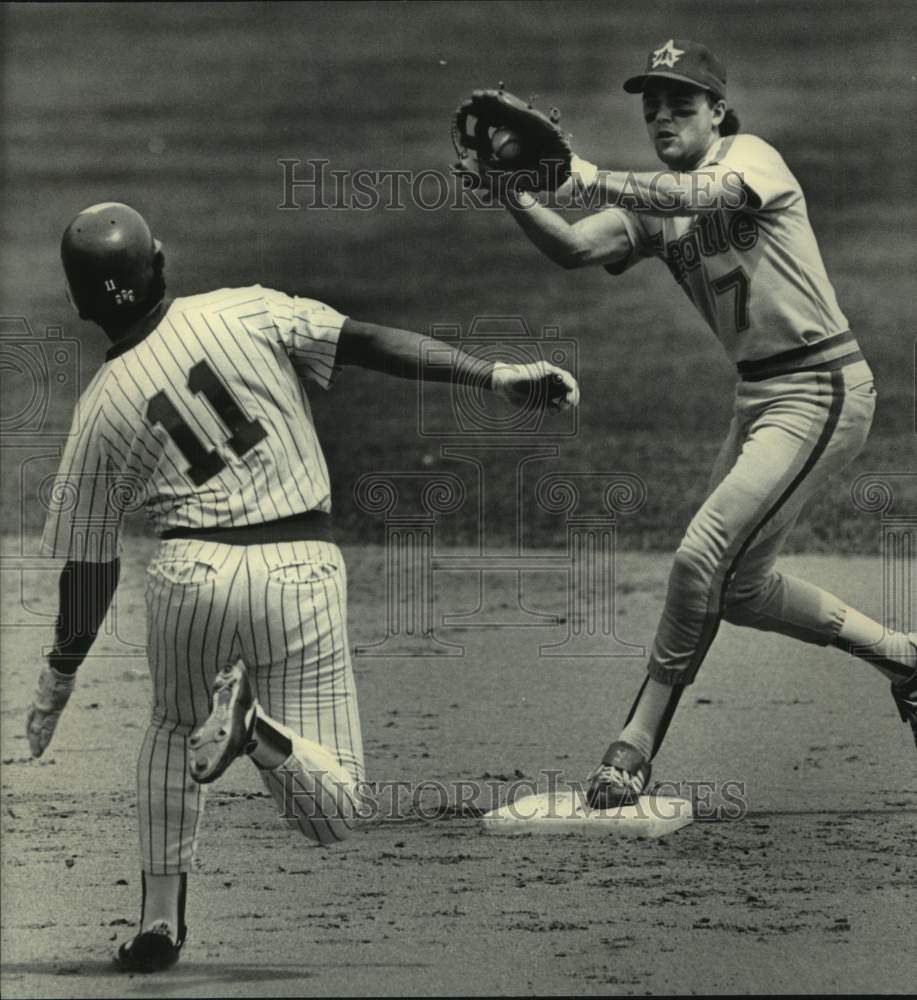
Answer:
[
  {"left": 737, "top": 331, "right": 863, "bottom": 382},
  {"left": 160, "top": 509, "right": 334, "bottom": 546}
]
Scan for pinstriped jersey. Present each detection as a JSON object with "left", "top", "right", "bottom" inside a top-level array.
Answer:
[
  {"left": 603, "top": 134, "right": 850, "bottom": 363},
  {"left": 41, "top": 286, "right": 345, "bottom": 562}
]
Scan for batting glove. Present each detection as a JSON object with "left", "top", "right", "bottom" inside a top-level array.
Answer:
[
  {"left": 26, "top": 665, "right": 76, "bottom": 758},
  {"left": 491, "top": 361, "right": 580, "bottom": 412}
]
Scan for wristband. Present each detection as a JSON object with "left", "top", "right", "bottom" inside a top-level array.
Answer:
[
  {"left": 508, "top": 191, "right": 538, "bottom": 210},
  {"left": 570, "top": 155, "right": 599, "bottom": 190}
]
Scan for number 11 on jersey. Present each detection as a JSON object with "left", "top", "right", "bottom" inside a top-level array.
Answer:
[{"left": 146, "top": 360, "right": 267, "bottom": 486}]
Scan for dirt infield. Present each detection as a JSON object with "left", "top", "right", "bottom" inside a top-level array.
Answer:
[{"left": 2, "top": 546, "right": 915, "bottom": 996}]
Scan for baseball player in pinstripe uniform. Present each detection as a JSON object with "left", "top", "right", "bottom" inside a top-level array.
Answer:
[
  {"left": 499, "top": 40, "right": 916, "bottom": 805},
  {"left": 26, "top": 201, "right": 579, "bottom": 972}
]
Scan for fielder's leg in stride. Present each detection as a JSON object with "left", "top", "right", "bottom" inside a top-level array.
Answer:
[
  {"left": 485, "top": 40, "right": 917, "bottom": 806},
  {"left": 586, "top": 362, "right": 916, "bottom": 808}
]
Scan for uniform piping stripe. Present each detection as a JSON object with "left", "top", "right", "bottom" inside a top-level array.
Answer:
[
  {"left": 680, "top": 370, "right": 845, "bottom": 682},
  {"left": 718, "top": 370, "right": 845, "bottom": 610},
  {"left": 623, "top": 675, "right": 649, "bottom": 727},
  {"left": 650, "top": 685, "right": 685, "bottom": 758}
]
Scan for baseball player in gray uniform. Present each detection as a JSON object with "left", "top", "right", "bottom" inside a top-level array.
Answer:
[
  {"left": 498, "top": 40, "right": 916, "bottom": 805},
  {"left": 26, "top": 202, "right": 579, "bottom": 972}
]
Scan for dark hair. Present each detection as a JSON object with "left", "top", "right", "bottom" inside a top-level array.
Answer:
[
  {"left": 720, "top": 108, "right": 740, "bottom": 136},
  {"left": 705, "top": 93, "right": 740, "bottom": 136}
]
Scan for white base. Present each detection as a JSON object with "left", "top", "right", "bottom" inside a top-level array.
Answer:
[{"left": 480, "top": 791, "right": 693, "bottom": 839}]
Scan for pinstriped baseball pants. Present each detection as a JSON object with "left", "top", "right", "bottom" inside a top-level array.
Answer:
[
  {"left": 138, "top": 539, "right": 364, "bottom": 874},
  {"left": 649, "top": 359, "right": 876, "bottom": 685}
]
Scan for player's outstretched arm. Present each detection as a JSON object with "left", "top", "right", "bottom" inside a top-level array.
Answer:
[
  {"left": 504, "top": 193, "right": 632, "bottom": 271},
  {"left": 587, "top": 166, "right": 748, "bottom": 216},
  {"left": 26, "top": 559, "right": 120, "bottom": 757},
  {"left": 336, "top": 319, "right": 579, "bottom": 410},
  {"left": 564, "top": 151, "right": 751, "bottom": 217}
]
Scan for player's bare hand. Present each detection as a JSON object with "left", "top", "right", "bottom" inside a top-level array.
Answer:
[
  {"left": 26, "top": 665, "right": 76, "bottom": 758},
  {"left": 491, "top": 361, "right": 580, "bottom": 412},
  {"left": 452, "top": 153, "right": 508, "bottom": 204},
  {"left": 451, "top": 152, "right": 487, "bottom": 190},
  {"left": 451, "top": 154, "right": 533, "bottom": 209}
]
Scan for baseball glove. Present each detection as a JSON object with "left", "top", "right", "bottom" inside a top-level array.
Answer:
[{"left": 451, "top": 85, "right": 573, "bottom": 194}]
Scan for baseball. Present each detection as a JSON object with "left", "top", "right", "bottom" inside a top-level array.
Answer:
[{"left": 491, "top": 127, "right": 522, "bottom": 161}]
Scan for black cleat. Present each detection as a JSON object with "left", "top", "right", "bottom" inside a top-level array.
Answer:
[
  {"left": 188, "top": 662, "right": 255, "bottom": 784},
  {"left": 116, "top": 921, "right": 185, "bottom": 974},
  {"left": 586, "top": 740, "right": 652, "bottom": 809},
  {"left": 891, "top": 675, "right": 917, "bottom": 749},
  {"left": 889, "top": 633, "right": 917, "bottom": 749}
]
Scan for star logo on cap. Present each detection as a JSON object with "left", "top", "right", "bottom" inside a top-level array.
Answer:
[{"left": 651, "top": 39, "right": 685, "bottom": 69}]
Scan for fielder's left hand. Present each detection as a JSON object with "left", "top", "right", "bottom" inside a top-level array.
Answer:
[
  {"left": 491, "top": 361, "right": 580, "bottom": 412},
  {"left": 26, "top": 664, "right": 76, "bottom": 758}
]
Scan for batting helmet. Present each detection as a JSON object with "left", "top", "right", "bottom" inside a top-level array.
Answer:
[{"left": 61, "top": 203, "right": 163, "bottom": 322}]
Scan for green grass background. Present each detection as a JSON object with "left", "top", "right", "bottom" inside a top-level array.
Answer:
[{"left": 1, "top": 0, "right": 914, "bottom": 549}]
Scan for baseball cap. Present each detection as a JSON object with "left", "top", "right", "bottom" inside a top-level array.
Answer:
[{"left": 623, "top": 39, "right": 726, "bottom": 98}]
